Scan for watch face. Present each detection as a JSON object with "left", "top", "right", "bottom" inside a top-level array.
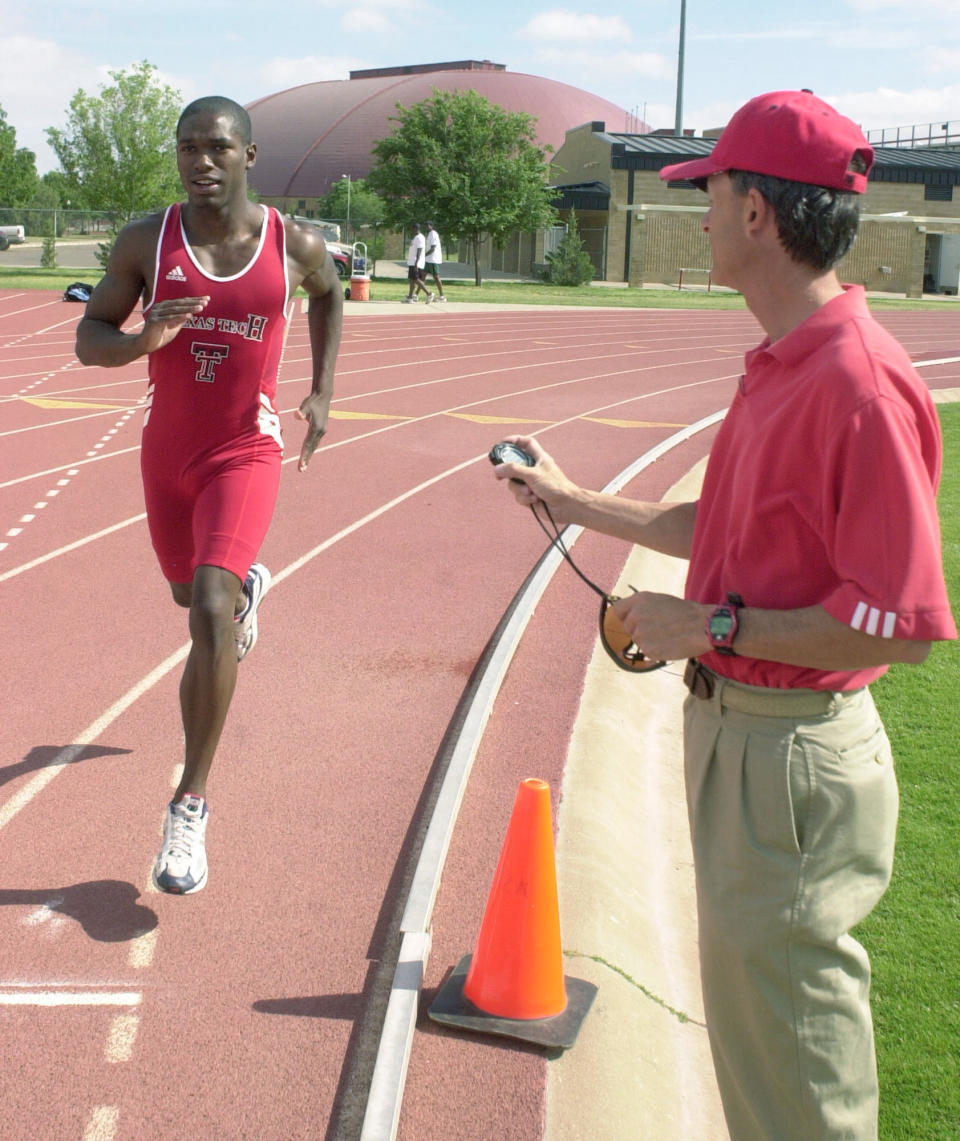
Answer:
[{"left": 710, "top": 612, "right": 734, "bottom": 638}]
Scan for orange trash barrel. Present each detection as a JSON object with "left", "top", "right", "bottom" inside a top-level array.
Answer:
[{"left": 350, "top": 276, "right": 370, "bottom": 301}]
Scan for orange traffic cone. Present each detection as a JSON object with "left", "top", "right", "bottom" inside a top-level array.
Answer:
[{"left": 428, "top": 778, "right": 596, "bottom": 1048}]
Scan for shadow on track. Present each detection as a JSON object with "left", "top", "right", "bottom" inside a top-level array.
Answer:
[
  {"left": 0, "top": 744, "right": 133, "bottom": 790},
  {"left": 0, "top": 880, "right": 157, "bottom": 941}
]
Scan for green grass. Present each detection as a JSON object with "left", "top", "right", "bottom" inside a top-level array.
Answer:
[
  {"left": 864, "top": 403, "right": 960, "bottom": 1140},
  {"left": 0, "top": 266, "right": 105, "bottom": 292},
  {"left": 1, "top": 263, "right": 956, "bottom": 312}
]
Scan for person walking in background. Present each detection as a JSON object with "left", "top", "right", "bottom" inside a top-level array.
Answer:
[
  {"left": 403, "top": 222, "right": 433, "bottom": 303},
  {"left": 424, "top": 221, "right": 446, "bottom": 301},
  {"left": 494, "top": 90, "right": 955, "bottom": 1141},
  {"left": 75, "top": 95, "right": 343, "bottom": 895}
]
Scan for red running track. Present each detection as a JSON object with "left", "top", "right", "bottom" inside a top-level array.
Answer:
[{"left": 1, "top": 291, "right": 957, "bottom": 1141}]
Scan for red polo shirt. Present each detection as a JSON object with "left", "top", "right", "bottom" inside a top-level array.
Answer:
[{"left": 686, "top": 286, "right": 956, "bottom": 690}]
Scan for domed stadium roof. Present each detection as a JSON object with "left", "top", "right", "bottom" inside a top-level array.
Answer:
[{"left": 245, "top": 62, "right": 636, "bottom": 199}]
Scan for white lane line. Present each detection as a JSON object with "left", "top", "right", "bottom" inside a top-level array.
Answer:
[
  {"left": 284, "top": 366, "right": 731, "bottom": 464},
  {"left": 127, "top": 928, "right": 159, "bottom": 970},
  {"left": 82, "top": 1105, "right": 120, "bottom": 1141},
  {"left": 0, "top": 371, "right": 736, "bottom": 834},
  {"left": 0, "top": 513, "right": 147, "bottom": 583},
  {"left": 360, "top": 410, "right": 727, "bottom": 1141},
  {"left": 0, "top": 991, "right": 140, "bottom": 1006},
  {"left": 0, "top": 646, "right": 189, "bottom": 833},
  {"left": 0, "top": 406, "right": 126, "bottom": 438},
  {"left": 0, "top": 299, "right": 64, "bottom": 323},
  {"left": 0, "top": 446, "right": 141, "bottom": 490},
  {"left": 105, "top": 1012, "right": 140, "bottom": 1062}
]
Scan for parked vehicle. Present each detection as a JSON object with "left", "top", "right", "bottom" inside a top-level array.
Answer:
[
  {"left": 327, "top": 245, "right": 350, "bottom": 277},
  {"left": 291, "top": 216, "right": 341, "bottom": 243},
  {"left": 289, "top": 216, "right": 350, "bottom": 276},
  {"left": 0, "top": 224, "right": 26, "bottom": 251}
]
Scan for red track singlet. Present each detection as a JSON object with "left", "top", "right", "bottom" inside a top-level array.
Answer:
[{"left": 140, "top": 203, "right": 291, "bottom": 583}]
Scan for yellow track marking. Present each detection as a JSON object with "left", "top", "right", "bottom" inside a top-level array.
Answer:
[
  {"left": 445, "top": 413, "right": 553, "bottom": 424},
  {"left": 21, "top": 397, "right": 127, "bottom": 410},
  {"left": 584, "top": 417, "right": 689, "bottom": 428},
  {"left": 329, "top": 410, "right": 412, "bottom": 421}
]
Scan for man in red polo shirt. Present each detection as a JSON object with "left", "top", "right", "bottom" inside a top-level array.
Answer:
[{"left": 494, "top": 90, "right": 955, "bottom": 1141}]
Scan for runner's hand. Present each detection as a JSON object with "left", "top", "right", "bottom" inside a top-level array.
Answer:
[
  {"left": 142, "top": 297, "right": 209, "bottom": 353},
  {"left": 295, "top": 393, "right": 330, "bottom": 472}
]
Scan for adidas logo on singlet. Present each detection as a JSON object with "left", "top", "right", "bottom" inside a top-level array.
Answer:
[{"left": 165, "top": 265, "right": 188, "bottom": 282}]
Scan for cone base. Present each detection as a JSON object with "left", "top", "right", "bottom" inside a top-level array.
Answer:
[{"left": 427, "top": 954, "right": 597, "bottom": 1049}]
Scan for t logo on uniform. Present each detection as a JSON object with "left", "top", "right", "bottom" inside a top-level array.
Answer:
[{"left": 191, "top": 342, "right": 230, "bottom": 383}]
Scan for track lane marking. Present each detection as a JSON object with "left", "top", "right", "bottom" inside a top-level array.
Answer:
[
  {"left": 0, "top": 991, "right": 141, "bottom": 1006},
  {"left": 82, "top": 1106, "right": 119, "bottom": 1141},
  {"left": 20, "top": 397, "right": 129, "bottom": 410},
  {"left": 0, "top": 648, "right": 189, "bottom": 832},
  {"left": 0, "top": 513, "right": 146, "bottom": 583},
  {"left": 0, "top": 372, "right": 736, "bottom": 831},
  {"left": 362, "top": 409, "right": 728, "bottom": 1138},
  {"left": 0, "top": 447, "right": 141, "bottom": 491},
  {"left": 105, "top": 1012, "right": 140, "bottom": 1062}
]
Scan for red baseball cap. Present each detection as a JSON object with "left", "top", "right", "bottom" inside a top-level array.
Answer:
[{"left": 659, "top": 90, "right": 874, "bottom": 193}]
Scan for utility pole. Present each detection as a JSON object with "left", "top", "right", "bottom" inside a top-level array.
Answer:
[
  {"left": 343, "top": 174, "right": 351, "bottom": 241},
  {"left": 674, "top": 0, "right": 687, "bottom": 136}
]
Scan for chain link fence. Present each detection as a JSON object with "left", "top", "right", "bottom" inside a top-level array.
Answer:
[{"left": 0, "top": 208, "right": 119, "bottom": 238}]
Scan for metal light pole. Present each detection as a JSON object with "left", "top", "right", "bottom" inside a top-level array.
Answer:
[
  {"left": 343, "top": 174, "right": 351, "bottom": 241},
  {"left": 674, "top": 0, "right": 687, "bottom": 136}
]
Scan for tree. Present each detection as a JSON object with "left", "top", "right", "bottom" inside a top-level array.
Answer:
[
  {"left": 46, "top": 61, "right": 183, "bottom": 226},
  {"left": 0, "top": 105, "right": 40, "bottom": 207},
  {"left": 317, "top": 176, "right": 386, "bottom": 239},
  {"left": 545, "top": 209, "right": 596, "bottom": 286},
  {"left": 367, "top": 88, "right": 557, "bottom": 285}
]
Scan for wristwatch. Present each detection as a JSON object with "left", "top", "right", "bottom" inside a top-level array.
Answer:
[{"left": 706, "top": 592, "right": 744, "bottom": 656}]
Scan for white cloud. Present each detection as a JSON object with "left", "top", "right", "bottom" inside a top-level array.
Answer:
[
  {"left": 928, "top": 47, "right": 960, "bottom": 73},
  {"left": 0, "top": 36, "right": 205, "bottom": 173},
  {"left": 0, "top": 37, "right": 113, "bottom": 172},
  {"left": 518, "top": 10, "right": 634, "bottom": 43},
  {"left": 687, "top": 84, "right": 960, "bottom": 140},
  {"left": 342, "top": 8, "right": 392, "bottom": 33},
  {"left": 845, "top": 0, "right": 958, "bottom": 12},
  {"left": 310, "top": 0, "right": 429, "bottom": 10},
  {"left": 534, "top": 45, "right": 673, "bottom": 81},
  {"left": 256, "top": 55, "right": 360, "bottom": 89},
  {"left": 829, "top": 84, "right": 960, "bottom": 133}
]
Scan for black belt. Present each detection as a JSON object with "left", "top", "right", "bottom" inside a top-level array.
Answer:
[{"left": 683, "top": 659, "right": 860, "bottom": 717}]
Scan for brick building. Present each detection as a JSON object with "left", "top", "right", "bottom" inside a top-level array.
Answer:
[{"left": 550, "top": 121, "right": 960, "bottom": 297}]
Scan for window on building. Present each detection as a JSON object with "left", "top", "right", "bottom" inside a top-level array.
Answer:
[{"left": 924, "top": 184, "right": 954, "bottom": 202}]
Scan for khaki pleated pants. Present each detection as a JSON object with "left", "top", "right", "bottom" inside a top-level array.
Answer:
[{"left": 683, "top": 681, "right": 898, "bottom": 1141}]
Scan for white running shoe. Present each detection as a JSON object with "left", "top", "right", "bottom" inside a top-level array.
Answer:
[
  {"left": 402, "top": 296, "right": 418, "bottom": 303},
  {"left": 437, "top": 295, "right": 447, "bottom": 302},
  {"left": 234, "top": 562, "right": 271, "bottom": 662},
  {"left": 425, "top": 293, "right": 434, "bottom": 304},
  {"left": 152, "top": 795, "right": 208, "bottom": 895}
]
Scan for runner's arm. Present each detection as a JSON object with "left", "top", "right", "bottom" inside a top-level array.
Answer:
[
  {"left": 75, "top": 218, "right": 208, "bottom": 367},
  {"left": 287, "top": 222, "right": 344, "bottom": 471}
]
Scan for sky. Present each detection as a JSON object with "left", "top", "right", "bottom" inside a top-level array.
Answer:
[{"left": 1, "top": 0, "right": 958, "bottom": 174}]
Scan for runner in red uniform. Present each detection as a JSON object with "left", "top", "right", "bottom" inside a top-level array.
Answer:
[
  {"left": 141, "top": 199, "right": 289, "bottom": 584},
  {"left": 76, "top": 96, "right": 343, "bottom": 895}
]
